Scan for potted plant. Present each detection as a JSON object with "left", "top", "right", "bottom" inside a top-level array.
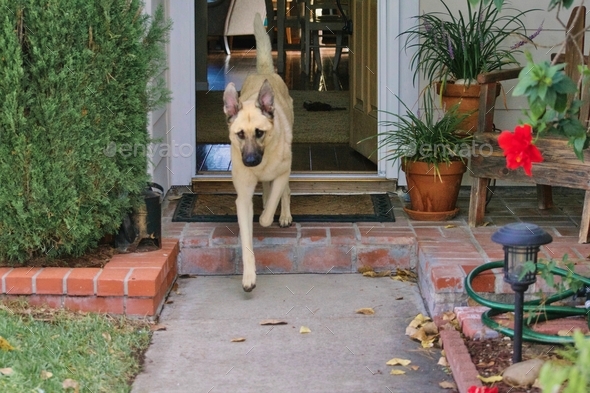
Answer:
[
  {"left": 400, "top": 0, "right": 540, "bottom": 134},
  {"left": 378, "top": 91, "right": 472, "bottom": 221}
]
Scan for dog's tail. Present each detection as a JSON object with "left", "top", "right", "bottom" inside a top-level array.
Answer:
[{"left": 254, "top": 13, "right": 274, "bottom": 75}]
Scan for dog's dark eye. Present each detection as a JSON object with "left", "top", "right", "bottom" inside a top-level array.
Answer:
[
  {"left": 237, "top": 131, "right": 245, "bottom": 140},
  {"left": 255, "top": 129, "right": 265, "bottom": 139}
]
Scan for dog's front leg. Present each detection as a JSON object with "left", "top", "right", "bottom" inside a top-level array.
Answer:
[
  {"left": 259, "top": 172, "right": 290, "bottom": 227},
  {"left": 279, "top": 182, "right": 292, "bottom": 227},
  {"left": 236, "top": 189, "right": 257, "bottom": 292}
]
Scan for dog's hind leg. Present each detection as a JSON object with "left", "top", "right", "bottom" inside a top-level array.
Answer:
[
  {"left": 236, "top": 184, "right": 257, "bottom": 292},
  {"left": 259, "top": 172, "right": 289, "bottom": 227},
  {"left": 279, "top": 183, "right": 292, "bottom": 227}
]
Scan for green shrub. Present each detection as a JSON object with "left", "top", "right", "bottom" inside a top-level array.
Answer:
[{"left": 0, "top": 0, "right": 171, "bottom": 262}]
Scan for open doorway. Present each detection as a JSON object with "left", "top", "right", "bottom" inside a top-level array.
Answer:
[{"left": 196, "top": 0, "right": 377, "bottom": 174}]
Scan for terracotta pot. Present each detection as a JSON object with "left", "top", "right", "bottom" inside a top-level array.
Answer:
[
  {"left": 436, "top": 82, "right": 501, "bottom": 135},
  {"left": 402, "top": 160, "right": 466, "bottom": 220}
]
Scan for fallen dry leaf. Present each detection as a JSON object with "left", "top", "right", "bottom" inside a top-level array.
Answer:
[
  {"left": 230, "top": 337, "right": 246, "bottom": 342},
  {"left": 355, "top": 307, "right": 375, "bottom": 315},
  {"left": 0, "top": 367, "right": 13, "bottom": 376},
  {"left": 439, "top": 381, "right": 457, "bottom": 389},
  {"left": 362, "top": 270, "right": 391, "bottom": 278},
  {"left": 410, "top": 327, "right": 429, "bottom": 343},
  {"left": 62, "top": 378, "right": 80, "bottom": 392},
  {"left": 299, "top": 326, "right": 311, "bottom": 334},
  {"left": 390, "top": 369, "right": 406, "bottom": 375},
  {"left": 41, "top": 370, "right": 53, "bottom": 379},
  {"left": 395, "top": 296, "right": 404, "bottom": 300},
  {"left": 437, "top": 357, "right": 449, "bottom": 367},
  {"left": 409, "top": 365, "right": 420, "bottom": 371},
  {"left": 391, "top": 268, "right": 418, "bottom": 283},
  {"left": 357, "top": 265, "right": 374, "bottom": 274},
  {"left": 442, "top": 311, "right": 456, "bottom": 321},
  {"left": 405, "top": 326, "right": 418, "bottom": 336},
  {"left": 421, "top": 337, "right": 436, "bottom": 348},
  {"left": 260, "top": 319, "right": 288, "bottom": 325},
  {"left": 444, "top": 224, "right": 456, "bottom": 229},
  {"left": 0, "top": 337, "right": 14, "bottom": 351},
  {"left": 422, "top": 321, "right": 439, "bottom": 335},
  {"left": 150, "top": 324, "right": 167, "bottom": 332},
  {"left": 478, "top": 374, "right": 503, "bottom": 383},
  {"left": 386, "top": 358, "right": 411, "bottom": 366}
]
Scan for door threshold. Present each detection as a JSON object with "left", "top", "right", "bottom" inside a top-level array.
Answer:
[{"left": 192, "top": 172, "right": 396, "bottom": 194}]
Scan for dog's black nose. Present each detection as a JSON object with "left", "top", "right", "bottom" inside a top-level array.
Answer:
[{"left": 243, "top": 154, "right": 262, "bottom": 167}]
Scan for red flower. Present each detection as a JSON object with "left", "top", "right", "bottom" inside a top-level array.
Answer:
[
  {"left": 497, "top": 124, "right": 543, "bottom": 176},
  {"left": 468, "top": 386, "right": 499, "bottom": 393}
]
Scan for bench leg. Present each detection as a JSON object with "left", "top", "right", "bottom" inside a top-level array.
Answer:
[
  {"left": 579, "top": 190, "right": 590, "bottom": 243},
  {"left": 469, "top": 177, "right": 489, "bottom": 227},
  {"left": 536, "top": 184, "right": 554, "bottom": 210}
]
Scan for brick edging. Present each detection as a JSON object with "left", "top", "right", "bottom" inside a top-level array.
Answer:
[
  {"left": 0, "top": 239, "right": 179, "bottom": 318},
  {"left": 440, "top": 329, "right": 482, "bottom": 393}
]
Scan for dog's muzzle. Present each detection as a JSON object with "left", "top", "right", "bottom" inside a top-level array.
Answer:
[{"left": 242, "top": 152, "right": 262, "bottom": 167}]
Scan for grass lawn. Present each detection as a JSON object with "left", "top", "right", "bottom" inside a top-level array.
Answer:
[{"left": 0, "top": 300, "right": 152, "bottom": 392}]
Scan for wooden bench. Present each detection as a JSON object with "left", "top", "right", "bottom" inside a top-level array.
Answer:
[{"left": 468, "top": 6, "right": 590, "bottom": 243}]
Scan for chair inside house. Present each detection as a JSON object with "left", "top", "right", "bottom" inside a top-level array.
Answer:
[
  {"left": 300, "top": 0, "right": 350, "bottom": 74},
  {"left": 468, "top": 6, "right": 590, "bottom": 243},
  {"left": 223, "top": 0, "right": 268, "bottom": 54}
]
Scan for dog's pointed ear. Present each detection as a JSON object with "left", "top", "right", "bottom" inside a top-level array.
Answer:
[
  {"left": 223, "top": 82, "right": 240, "bottom": 123},
  {"left": 257, "top": 79, "right": 274, "bottom": 118}
]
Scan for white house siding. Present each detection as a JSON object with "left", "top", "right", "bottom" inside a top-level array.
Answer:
[{"left": 416, "top": 0, "right": 572, "bottom": 134}]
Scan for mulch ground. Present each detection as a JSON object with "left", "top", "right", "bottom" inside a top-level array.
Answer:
[
  {"left": 464, "top": 336, "right": 563, "bottom": 393},
  {"left": 0, "top": 239, "right": 160, "bottom": 269}
]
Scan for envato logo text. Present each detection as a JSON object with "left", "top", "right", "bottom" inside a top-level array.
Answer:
[{"left": 103, "top": 141, "right": 194, "bottom": 159}]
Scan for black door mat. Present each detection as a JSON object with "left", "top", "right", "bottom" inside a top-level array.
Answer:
[{"left": 172, "top": 193, "right": 395, "bottom": 223}]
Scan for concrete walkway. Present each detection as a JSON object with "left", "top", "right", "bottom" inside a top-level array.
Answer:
[{"left": 132, "top": 274, "right": 452, "bottom": 393}]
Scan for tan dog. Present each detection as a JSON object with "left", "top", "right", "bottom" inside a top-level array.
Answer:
[{"left": 223, "top": 13, "right": 293, "bottom": 292}]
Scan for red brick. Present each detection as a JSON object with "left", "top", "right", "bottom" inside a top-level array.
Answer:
[
  {"left": 329, "top": 227, "right": 357, "bottom": 244},
  {"left": 531, "top": 316, "right": 588, "bottom": 335},
  {"left": 5, "top": 267, "right": 42, "bottom": 295},
  {"left": 180, "top": 247, "right": 236, "bottom": 275},
  {"left": 64, "top": 296, "right": 124, "bottom": 314},
  {"left": 461, "top": 264, "right": 497, "bottom": 293},
  {"left": 182, "top": 235, "right": 210, "bottom": 247},
  {"left": 412, "top": 227, "right": 443, "bottom": 240},
  {"left": 440, "top": 329, "right": 483, "bottom": 393},
  {"left": 35, "top": 268, "right": 71, "bottom": 295},
  {"left": 97, "top": 268, "right": 131, "bottom": 296},
  {"left": 0, "top": 267, "right": 13, "bottom": 293},
  {"left": 358, "top": 228, "right": 415, "bottom": 245},
  {"left": 66, "top": 268, "right": 101, "bottom": 296},
  {"left": 126, "top": 297, "right": 159, "bottom": 316},
  {"left": 461, "top": 318, "right": 499, "bottom": 340},
  {"left": 300, "top": 228, "right": 328, "bottom": 246},
  {"left": 356, "top": 246, "right": 413, "bottom": 270},
  {"left": 430, "top": 265, "right": 464, "bottom": 291},
  {"left": 252, "top": 225, "right": 298, "bottom": 245},
  {"left": 211, "top": 225, "right": 239, "bottom": 245},
  {"left": 105, "top": 253, "right": 167, "bottom": 269},
  {"left": 23, "top": 294, "right": 63, "bottom": 309},
  {"left": 249, "top": 247, "right": 294, "bottom": 273},
  {"left": 299, "top": 246, "right": 352, "bottom": 273},
  {"left": 127, "top": 268, "right": 163, "bottom": 297}
]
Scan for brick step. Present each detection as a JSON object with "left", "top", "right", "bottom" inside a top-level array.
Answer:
[{"left": 175, "top": 222, "right": 417, "bottom": 275}]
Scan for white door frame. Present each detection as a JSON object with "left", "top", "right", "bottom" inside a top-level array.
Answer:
[
  {"left": 168, "top": 0, "right": 418, "bottom": 186},
  {"left": 378, "top": 0, "right": 419, "bottom": 185}
]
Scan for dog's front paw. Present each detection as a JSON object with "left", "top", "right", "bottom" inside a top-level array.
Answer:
[
  {"left": 279, "top": 214, "right": 292, "bottom": 228},
  {"left": 259, "top": 211, "right": 274, "bottom": 227},
  {"left": 242, "top": 271, "right": 257, "bottom": 292}
]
